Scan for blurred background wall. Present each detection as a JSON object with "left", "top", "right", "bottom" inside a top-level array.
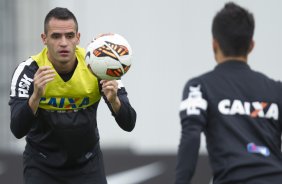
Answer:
[{"left": 1, "top": 0, "right": 282, "bottom": 183}]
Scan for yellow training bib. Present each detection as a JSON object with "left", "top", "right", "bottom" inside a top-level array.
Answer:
[{"left": 31, "top": 47, "right": 101, "bottom": 111}]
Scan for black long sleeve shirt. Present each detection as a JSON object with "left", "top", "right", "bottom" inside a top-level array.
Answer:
[
  {"left": 176, "top": 60, "right": 282, "bottom": 184},
  {"left": 9, "top": 54, "right": 136, "bottom": 169}
]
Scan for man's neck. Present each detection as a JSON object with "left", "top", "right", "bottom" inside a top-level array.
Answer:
[
  {"left": 50, "top": 58, "right": 77, "bottom": 74},
  {"left": 216, "top": 53, "right": 247, "bottom": 64}
]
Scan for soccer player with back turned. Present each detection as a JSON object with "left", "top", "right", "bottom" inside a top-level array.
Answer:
[{"left": 176, "top": 2, "right": 282, "bottom": 184}]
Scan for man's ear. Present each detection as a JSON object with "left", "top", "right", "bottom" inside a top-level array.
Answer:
[
  {"left": 213, "top": 38, "right": 219, "bottom": 54},
  {"left": 213, "top": 38, "right": 224, "bottom": 63},
  {"left": 41, "top": 33, "right": 47, "bottom": 45},
  {"left": 76, "top": 32, "right": 81, "bottom": 45},
  {"left": 248, "top": 40, "right": 255, "bottom": 54}
]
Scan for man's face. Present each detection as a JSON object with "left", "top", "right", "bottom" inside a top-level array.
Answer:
[{"left": 41, "top": 18, "right": 80, "bottom": 65}]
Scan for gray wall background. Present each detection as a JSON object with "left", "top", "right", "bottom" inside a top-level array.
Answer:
[{"left": 1, "top": 0, "right": 282, "bottom": 155}]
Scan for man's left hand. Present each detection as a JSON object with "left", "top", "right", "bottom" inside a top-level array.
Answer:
[{"left": 100, "top": 80, "right": 121, "bottom": 114}]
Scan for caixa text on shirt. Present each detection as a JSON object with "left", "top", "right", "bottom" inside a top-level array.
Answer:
[
  {"left": 180, "top": 85, "right": 278, "bottom": 120},
  {"left": 218, "top": 99, "right": 278, "bottom": 120},
  {"left": 40, "top": 97, "right": 90, "bottom": 109}
]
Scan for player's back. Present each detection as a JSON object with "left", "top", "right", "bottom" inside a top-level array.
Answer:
[{"left": 199, "top": 60, "right": 282, "bottom": 184}]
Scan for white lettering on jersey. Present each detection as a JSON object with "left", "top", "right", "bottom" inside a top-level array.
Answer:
[
  {"left": 251, "top": 102, "right": 266, "bottom": 118},
  {"left": 18, "top": 74, "right": 33, "bottom": 98},
  {"left": 218, "top": 99, "right": 279, "bottom": 120},
  {"left": 180, "top": 85, "right": 207, "bottom": 115},
  {"left": 10, "top": 58, "right": 33, "bottom": 97},
  {"left": 230, "top": 99, "right": 245, "bottom": 115},
  {"left": 265, "top": 103, "right": 279, "bottom": 120},
  {"left": 218, "top": 99, "right": 230, "bottom": 114}
]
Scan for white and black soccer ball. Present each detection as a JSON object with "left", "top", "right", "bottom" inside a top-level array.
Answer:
[{"left": 85, "top": 33, "right": 132, "bottom": 80}]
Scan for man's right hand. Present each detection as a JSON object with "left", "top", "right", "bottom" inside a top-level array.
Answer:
[{"left": 29, "top": 66, "right": 55, "bottom": 114}]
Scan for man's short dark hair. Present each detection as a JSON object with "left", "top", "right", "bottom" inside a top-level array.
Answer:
[
  {"left": 44, "top": 7, "right": 78, "bottom": 34},
  {"left": 212, "top": 2, "right": 255, "bottom": 57}
]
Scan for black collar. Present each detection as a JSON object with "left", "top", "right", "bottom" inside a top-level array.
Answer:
[{"left": 215, "top": 60, "right": 250, "bottom": 71}]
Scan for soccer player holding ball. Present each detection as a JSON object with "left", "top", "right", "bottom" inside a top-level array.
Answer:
[
  {"left": 9, "top": 7, "right": 136, "bottom": 184},
  {"left": 176, "top": 2, "right": 282, "bottom": 184}
]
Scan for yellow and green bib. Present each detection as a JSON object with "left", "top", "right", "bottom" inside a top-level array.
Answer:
[{"left": 31, "top": 47, "right": 101, "bottom": 111}]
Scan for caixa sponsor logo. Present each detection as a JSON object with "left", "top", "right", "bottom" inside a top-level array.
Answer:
[{"left": 218, "top": 99, "right": 278, "bottom": 120}]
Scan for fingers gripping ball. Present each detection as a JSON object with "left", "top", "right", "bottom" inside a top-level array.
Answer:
[{"left": 85, "top": 33, "right": 132, "bottom": 80}]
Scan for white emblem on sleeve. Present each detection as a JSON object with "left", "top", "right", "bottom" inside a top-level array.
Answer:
[
  {"left": 10, "top": 58, "right": 33, "bottom": 97},
  {"left": 18, "top": 74, "right": 33, "bottom": 98},
  {"left": 180, "top": 85, "right": 208, "bottom": 115}
]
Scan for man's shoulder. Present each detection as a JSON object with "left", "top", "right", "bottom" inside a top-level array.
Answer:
[
  {"left": 15, "top": 57, "right": 38, "bottom": 72},
  {"left": 10, "top": 58, "right": 38, "bottom": 98},
  {"left": 250, "top": 69, "right": 282, "bottom": 87},
  {"left": 180, "top": 71, "right": 214, "bottom": 98},
  {"left": 12, "top": 57, "right": 38, "bottom": 82},
  {"left": 185, "top": 70, "right": 215, "bottom": 85}
]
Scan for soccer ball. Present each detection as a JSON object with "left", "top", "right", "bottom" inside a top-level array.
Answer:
[{"left": 85, "top": 33, "right": 132, "bottom": 80}]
